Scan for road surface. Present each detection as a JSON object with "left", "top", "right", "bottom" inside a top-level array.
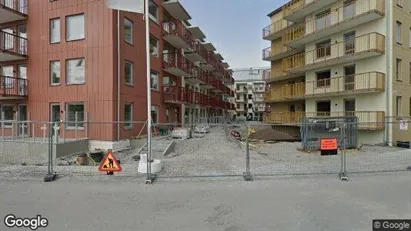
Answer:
[{"left": 0, "top": 173, "right": 410, "bottom": 231}]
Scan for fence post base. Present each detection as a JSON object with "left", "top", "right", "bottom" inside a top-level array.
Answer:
[
  {"left": 407, "top": 166, "right": 411, "bottom": 171},
  {"left": 145, "top": 174, "right": 157, "bottom": 184},
  {"left": 243, "top": 172, "right": 253, "bottom": 181},
  {"left": 339, "top": 172, "right": 348, "bottom": 181},
  {"left": 43, "top": 173, "right": 57, "bottom": 182}
]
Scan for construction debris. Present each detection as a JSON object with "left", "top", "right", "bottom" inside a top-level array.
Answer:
[{"left": 248, "top": 127, "right": 299, "bottom": 142}]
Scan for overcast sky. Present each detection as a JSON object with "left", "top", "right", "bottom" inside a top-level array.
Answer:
[{"left": 179, "top": 0, "right": 288, "bottom": 69}]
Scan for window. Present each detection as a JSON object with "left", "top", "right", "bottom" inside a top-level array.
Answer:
[
  {"left": 1, "top": 66, "right": 14, "bottom": 89},
  {"left": 248, "top": 94, "right": 252, "bottom": 99},
  {"left": 50, "top": 61, "right": 60, "bottom": 85},
  {"left": 396, "top": 58, "right": 402, "bottom": 81},
  {"left": 316, "top": 10, "right": 331, "bottom": 30},
  {"left": 316, "top": 40, "right": 331, "bottom": 58},
  {"left": 50, "top": 18, "right": 60, "bottom": 43},
  {"left": 124, "top": 18, "right": 133, "bottom": 44},
  {"left": 396, "top": 96, "right": 402, "bottom": 117},
  {"left": 66, "top": 14, "right": 85, "bottom": 41},
  {"left": 151, "top": 105, "right": 159, "bottom": 124},
  {"left": 396, "top": 21, "right": 402, "bottom": 44},
  {"left": 66, "top": 58, "right": 85, "bottom": 84},
  {"left": 66, "top": 103, "right": 84, "bottom": 128},
  {"left": 344, "top": 31, "right": 356, "bottom": 54},
  {"left": 397, "top": 0, "right": 404, "bottom": 7},
  {"left": 409, "top": 28, "right": 411, "bottom": 48},
  {"left": 124, "top": 104, "right": 133, "bottom": 128},
  {"left": 1, "top": 105, "right": 13, "bottom": 127},
  {"left": 150, "top": 71, "right": 159, "bottom": 91},
  {"left": 343, "top": 0, "right": 356, "bottom": 18},
  {"left": 150, "top": 36, "right": 159, "bottom": 57},
  {"left": 409, "top": 62, "right": 411, "bottom": 83},
  {"left": 125, "top": 61, "right": 133, "bottom": 85},
  {"left": 148, "top": 0, "right": 158, "bottom": 22},
  {"left": 316, "top": 70, "right": 331, "bottom": 87}
]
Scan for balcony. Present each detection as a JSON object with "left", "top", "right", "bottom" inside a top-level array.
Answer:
[
  {"left": 285, "top": 33, "right": 385, "bottom": 74},
  {"left": 162, "top": 86, "right": 192, "bottom": 104},
  {"left": 212, "top": 63, "right": 225, "bottom": 79},
  {"left": 162, "top": 0, "right": 191, "bottom": 21},
  {"left": 0, "top": 31, "right": 27, "bottom": 61},
  {"left": 199, "top": 73, "right": 214, "bottom": 89},
  {"left": 265, "top": 111, "right": 385, "bottom": 130},
  {"left": 262, "top": 45, "right": 302, "bottom": 62},
  {"left": 236, "top": 98, "right": 246, "bottom": 103},
  {"left": 0, "top": 75, "right": 27, "bottom": 99},
  {"left": 305, "top": 72, "right": 385, "bottom": 98},
  {"left": 162, "top": 20, "right": 193, "bottom": 49},
  {"left": 283, "top": 0, "right": 385, "bottom": 48},
  {"left": 0, "top": 0, "right": 27, "bottom": 24},
  {"left": 264, "top": 82, "right": 305, "bottom": 102},
  {"left": 211, "top": 79, "right": 225, "bottom": 93},
  {"left": 200, "top": 51, "right": 218, "bottom": 71},
  {"left": 185, "top": 67, "right": 208, "bottom": 84},
  {"left": 262, "top": 19, "right": 292, "bottom": 41},
  {"left": 184, "top": 40, "right": 207, "bottom": 63},
  {"left": 252, "top": 86, "right": 265, "bottom": 93},
  {"left": 283, "top": 0, "right": 340, "bottom": 22},
  {"left": 163, "top": 52, "right": 194, "bottom": 76}
]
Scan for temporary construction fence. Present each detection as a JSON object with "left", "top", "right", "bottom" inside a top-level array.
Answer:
[
  {"left": 300, "top": 116, "right": 359, "bottom": 151},
  {"left": 0, "top": 119, "right": 410, "bottom": 182}
]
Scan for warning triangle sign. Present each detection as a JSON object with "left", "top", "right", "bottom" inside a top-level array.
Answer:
[{"left": 98, "top": 151, "right": 122, "bottom": 172}]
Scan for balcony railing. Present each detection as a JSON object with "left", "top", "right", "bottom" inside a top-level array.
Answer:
[
  {"left": 265, "top": 111, "right": 385, "bottom": 129},
  {"left": 0, "top": 75, "right": 28, "bottom": 98},
  {"left": 283, "top": 0, "right": 305, "bottom": 19},
  {"left": 282, "top": 0, "right": 385, "bottom": 46},
  {"left": 0, "top": 31, "right": 27, "bottom": 57},
  {"left": 262, "top": 46, "right": 293, "bottom": 61},
  {"left": 305, "top": 72, "right": 385, "bottom": 97},
  {"left": 186, "top": 67, "right": 208, "bottom": 84},
  {"left": 200, "top": 51, "right": 218, "bottom": 71},
  {"left": 163, "top": 52, "right": 194, "bottom": 76},
  {"left": 264, "top": 82, "right": 305, "bottom": 102},
  {"left": 0, "top": 0, "right": 28, "bottom": 24},
  {"left": 185, "top": 40, "right": 207, "bottom": 62},
  {"left": 162, "top": 20, "right": 193, "bottom": 49},
  {"left": 284, "top": 32, "right": 385, "bottom": 73},
  {"left": 163, "top": 86, "right": 192, "bottom": 104},
  {"left": 262, "top": 19, "right": 291, "bottom": 40}
]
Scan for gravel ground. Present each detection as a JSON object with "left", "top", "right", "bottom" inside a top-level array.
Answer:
[{"left": 0, "top": 124, "right": 410, "bottom": 179}]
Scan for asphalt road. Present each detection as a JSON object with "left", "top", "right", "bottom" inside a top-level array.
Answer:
[{"left": 0, "top": 173, "right": 410, "bottom": 231}]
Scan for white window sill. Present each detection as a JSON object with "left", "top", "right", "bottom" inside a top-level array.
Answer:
[
  {"left": 65, "top": 127, "right": 85, "bottom": 131},
  {"left": 124, "top": 126, "right": 133, "bottom": 130}
]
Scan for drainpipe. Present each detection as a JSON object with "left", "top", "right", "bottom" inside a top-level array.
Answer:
[
  {"left": 117, "top": 10, "right": 121, "bottom": 141},
  {"left": 385, "top": 0, "right": 392, "bottom": 146}
]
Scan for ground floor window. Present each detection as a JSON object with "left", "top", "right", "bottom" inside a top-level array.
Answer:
[
  {"left": 151, "top": 105, "right": 159, "bottom": 124},
  {"left": 0, "top": 105, "right": 13, "bottom": 127},
  {"left": 66, "top": 103, "right": 84, "bottom": 128},
  {"left": 124, "top": 103, "right": 133, "bottom": 128}
]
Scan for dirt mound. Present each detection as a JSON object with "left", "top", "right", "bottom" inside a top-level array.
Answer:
[{"left": 249, "top": 127, "right": 299, "bottom": 142}]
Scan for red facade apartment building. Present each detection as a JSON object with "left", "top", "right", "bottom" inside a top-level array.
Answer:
[{"left": 0, "top": 0, "right": 235, "bottom": 142}]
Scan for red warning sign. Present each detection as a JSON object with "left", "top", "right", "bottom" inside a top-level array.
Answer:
[
  {"left": 320, "top": 138, "right": 338, "bottom": 150},
  {"left": 98, "top": 151, "right": 122, "bottom": 172}
]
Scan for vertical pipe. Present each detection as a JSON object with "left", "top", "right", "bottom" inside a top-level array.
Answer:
[
  {"left": 145, "top": 0, "right": 152, "bottom": 180},
  {"left": 117, "top": 10, "right": 121, "bottom": 141},
  {"left": 75, "top": 112, "right": 78, "bottom": 140},
  {"left": 385, "top": 0, "right": 392, "bottom": 146}
]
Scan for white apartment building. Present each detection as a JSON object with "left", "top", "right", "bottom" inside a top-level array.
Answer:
[
  {"left": 233, "top": 68, "right": 268, "bottom": 120},
  {"left": 263, "top": 0, "right": 411, "bottom": 145}
]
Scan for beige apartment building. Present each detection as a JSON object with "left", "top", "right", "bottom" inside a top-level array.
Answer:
[{"left": 262, "top": 0, "right": 411, "bottom": 145}]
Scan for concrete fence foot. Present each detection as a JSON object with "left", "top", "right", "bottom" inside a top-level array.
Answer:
[
  {"left": 43, "top": 173, "right": 57, "bottom": 182},
  {"left": 339, "top": 172, "right": 348, "bottom": 181},
  {"left": 243, "top": 172, "right": 253, "bottom": 181}
]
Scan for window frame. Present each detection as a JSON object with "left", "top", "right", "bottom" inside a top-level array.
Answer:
[
  {"left": 0, "top": 104, "right": 14, "bottom": 128},
  {"left": 124, "top": 17, "right": 133, "bottom": 45},
  {"left": 50, "top": 60, "right": 61, "bottom": 86},
  {"left": 148, "top": 0, "right": 159, "bottom": 22},
  {"left": 124, "top": 60, "right": 134, "bottom": 86},
  {"left": 66, "top": 102, "right": 85, "bottom": 129},
  {"left": 396, "top": 58, "right": 402, "bottom": 81},
  {"left": 149, "top": 35, "right": 159, "bottom": 57},
  {"left": 150, "top": 70, "right": 159, "bottom": 91},
  {"left": 50, "top": 17, "right": 61, "bottom": 44},
  {"left": 151, "top": 105, "right": 159, "bottom": 124},
  {"left": 396, "top": 96, "right": 402, "bottom": 117},
  {"left": 66, "top": 58, "right": 86, "bottom": 85},
  {"left": 124, "top": 103, "right": 133, "bottom": 129},
  {"left": 66, "top": 14, "right": 85, "bottom": 42},
  {"left": 396, "top": 21, "right": 402, "bottom": 45},
  {"left": 316, "top": 70, "right": 331, "bottom": 88},
  {"left": 316, "top": 39, "right": 331, "bottom": 59}
]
